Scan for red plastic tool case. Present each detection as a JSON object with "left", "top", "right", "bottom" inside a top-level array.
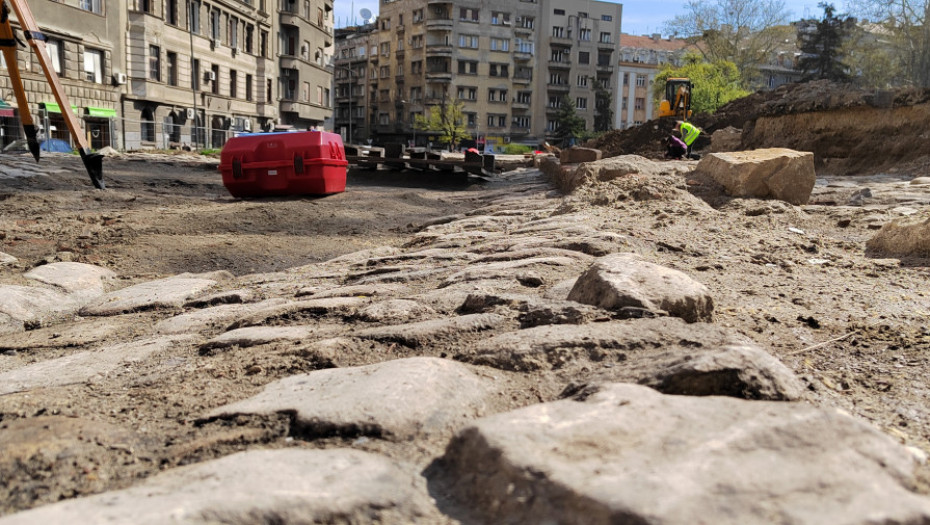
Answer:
[{"left": 219, "top": 131, "right": 348, "bottom": 197}]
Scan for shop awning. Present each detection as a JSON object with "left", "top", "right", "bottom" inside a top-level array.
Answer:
[
  {"left": 86, "top": 107, "right": 117, "bottom": 118},
  {"left": 0, "top": 100, "right": 13, "bottom": 118},
  {"left": 41, "top": 102, "right": 80, "bottom": 114}
]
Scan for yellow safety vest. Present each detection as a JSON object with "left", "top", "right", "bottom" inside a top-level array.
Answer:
[{"left": 680, "top": 122, "right": 700, "bottom": 146}]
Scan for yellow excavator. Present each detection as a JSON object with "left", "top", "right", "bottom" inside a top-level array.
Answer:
[
  {"left": 0, "top": 0, "right": 104, "bottom": 188},
  {"left": 657, "top": 78, "right": 693, "bottom": 120}
]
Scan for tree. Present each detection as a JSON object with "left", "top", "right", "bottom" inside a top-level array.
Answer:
[
  {"left": 413, "top": 96, "right": 469, "bottom": 149},
  {"left": 554, "top": 96, "right": 585, "bottom": 147},
  {"left": 849, "top": 0, "right": 930, "bottom": 87},
  {"left": 592, "top": 77, "right": 614, "bottom": 132},
  {"left": 652, "top": 53, "right": 751, "bottom": 114},
  {"left": 797, "top": 3, "right": 853, "bottom": 82},
  {"left": 664, "top": 0, "right": 794, "bottom": 88}
]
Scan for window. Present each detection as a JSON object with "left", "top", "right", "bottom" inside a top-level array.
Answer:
[
  {"left": 466, "top": 112, "right": 477, "bottom": 127},
  {"left": 80, "top": 0, "right": 102, "bottom": 14},
  {"left": 517, "top": 92, "right": 531, "bottom": 104},
  {"left": 598, "top": 52, "right": 613, "bottom": 66},
  {"left": 578, "top": 11, "right": 588, "bottom": 18},
  {"left": 622, "top": 97, "right": 628, "bottom": 110},
  {"left": 412, "top": 61, "right": 423, "bottom": 74},
  {"left": 516, "top": 39, "right": 533, "bottom": 54},
  {"left": 459, "top": 8, "right": 479, "bottom": 21},
  {"left": 211, "top": 64, "right": 220, "bottom": 94},
  {"left": 45, "top": 39, "right": 63, "bottom": 75},
  {"left": 230, "top": 70, "right": 238, "bottom": 98},
  {"left": 324, "top": 87, "right": 330, "bottom": 107},
  {"left": 380, "top": 66, "right": 390, "bottom": 78},
  {"left": 458, "top": 34, "right": 478, "bottom": 49},
  {"left": 547, "top": 95, "right": 561, "bottom": 108},
  {"left": 380, "top": 42, "right": 391, "bottom": 56},
  {"left": 246, "top": 73, "right": 253, "bottom": 101},
  {"left": 260, "top": 30, "right": 268, "bottom": 57},
  {"left": 229, "top": 17, "right": 239, "bottom": 48},
  {"left": 267, "top": 78, "right": 272, "bottom": 103},
  {"left": 636, "top": 74, "right": 646, "bottom": 87},
  {"left": 551, "top": 50, "right": 565, "bottom": 62},
  {"left": 546, "top": 119, "right": 557, "bottom": 131},
  {"left": 192, "top": 59, "right": 200, "bottom": 90},
  {"left": 190, "top": 0, "right": 202, "bottom": 34},
  {"left": 519, "top": 16, "right": 534, "bottom": 29},
  {"left": 513, "top": 116, "right": 530, "bottom": 128},
  {"left": 210, "top": 9, "right": 221, "bottom": 40},
  {"left": 379, "top": 112, "right": 390, "bottom": 125},
  {"left": 167, "top": 0, "right": 179, "bottom": 25},
  {"left": 553, "top": 8, "right": 565, "bottom": 15},
  {"left": 141, "top": 108, "right": 155, "bottom": 142},
  {"left": 148, "top": 45, "right": 160, "bottom": 81},
  {"left": 488, "top": 89, "right": 508, "bottom": 102},
  {"left": 576, "top": 97, "right": 587, "bottom": 109},
  {"left": 246, "top": 25, "right": 254, "bottom": 53},
  {"left": 487, "top": 114, "right": 506, "bottom": 127},
  {"left": 552, "top": 26, "right": 564, "bottom": 38},
  {"left": 410, "top": 86, "right": 422, "bottom": 101},
  {"left": 411, "top": 34, "right": 423, "bottom": 48},
  {"left": 489, "top": 63, "right": 509, "bottom": 77},
  {"left": 623, "top": 72, "right": 629, "bottom": 85},
  {"left": 577, "top": 75, "right": 588, "bottom": 87},
  {"left": 396, "top": 63, "right": 404, "bottom": 76},
  {"left": 635, "top": 97, "right": 645, "bottom": 110},
  {"left": 490, "top": 38, "right": 509, "bottom": 52},
  {"left": 601, "top": 14, "right": 613, "bottom": 21},
  {"left": 318, "top": 7, "right": 324, "bottom": 25},
  {"left": 578, "top": 51, "right": 589, "bottom": 64},
  {"left": 579, "top": 28, "right": 591, "bottom": 41},
  {"left": 412, "top": 9, "right": 424, "bottom": 22},
  {"left": 457, "top": 86, "right": 477, "bottom": 100},
  {"left": 548, "top": 72, "right": 564, "bottom": 85},
  {"left": 83, "top": 49, "right": 103, "bottom": 83},
  {"left": 167, "top": 52, "right": 178, "bottom": 85},
  {"left": 599, "top": 32, "right": 612, "bottom": 44},
  {"left": 491, "top": 12, "right": 510, "bottom": 25}
]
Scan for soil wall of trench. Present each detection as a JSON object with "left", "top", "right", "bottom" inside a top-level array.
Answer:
[{"left": 741, "top": 103, "right": 930, "bottom": 175}]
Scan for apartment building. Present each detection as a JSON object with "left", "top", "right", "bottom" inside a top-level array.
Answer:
[
  {"left": 615, "top": 33, "right": 691, "bottom": 129},
  {"left": 539, "top": 1, "right": 621, "bottom": 141},
  {"left": 0, "top": 0, "right": 334, "bottom": 151},
  {"left": 334, "top": 0, "right": 622, "bottom": 150},
  {"left": 333, "top": 24, "right": 378, "bottom": 143}
]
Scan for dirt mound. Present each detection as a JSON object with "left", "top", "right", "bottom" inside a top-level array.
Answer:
[{"left": 586, "top": 81, "right": 930, "bottom": 174}]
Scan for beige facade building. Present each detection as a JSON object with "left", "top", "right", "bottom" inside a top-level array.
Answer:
[
  {"left": 0, "top": 0, "right": 335, "bottom": 151},
  {"left": 334, "top": 0, "right": 622, "bottom": 150}
]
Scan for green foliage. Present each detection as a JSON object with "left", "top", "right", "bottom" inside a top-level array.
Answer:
[
  {"left": 554, "top": 96, "right": 586, "bottom": 147},
  {"left": 413, "top": 97, "right": 469, "bottom": 149},
  {"left": 798, "top": 3, "right": 853, "bottom": 82},
  {"left": 503, "top": 143, "right": 533, "bottom": 155},
  {"left": 843, "top": 0, "right": 929, "bottom": 87},
  {"left": 592, "top": 78, "right": 614, "bottom": 132},
  {"left": 653, "top": 55, "right": 750, "bottom": 115}
]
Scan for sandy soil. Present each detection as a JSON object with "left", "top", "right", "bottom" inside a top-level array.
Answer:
[{"left": 2, "top": 147, "right": 930, "bottom": 514}]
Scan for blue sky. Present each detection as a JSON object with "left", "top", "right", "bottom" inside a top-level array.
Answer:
[{"left": 334, "top": 0, "right": 847, "bottom": 35}]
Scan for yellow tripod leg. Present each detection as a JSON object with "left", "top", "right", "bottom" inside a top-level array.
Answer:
[
  {"left": 0, "top": 4, "right": 38, "bottom": 160},
  {"left": 3, "top": 0, "right": 103, "bottom": 188}
]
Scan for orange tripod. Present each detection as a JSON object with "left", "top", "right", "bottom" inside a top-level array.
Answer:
[{"left": 0, "top": 0, "right": 104, "bottom": 189}]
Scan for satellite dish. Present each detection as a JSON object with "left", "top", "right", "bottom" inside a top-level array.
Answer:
[{"left": 360, "top": 8, "right": 372, "bottom": 23}]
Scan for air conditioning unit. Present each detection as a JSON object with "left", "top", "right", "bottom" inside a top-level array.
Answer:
[
  {"left": 206, "top": 70, "right": 216, "bottom": 82},
  {"left": 243, "top": 119, "right": 251, "bottom": 131},
  {"left": 186, "top": 108, "right": 195, "bottom": 119},
  {"left": 232, "top": 47, "right": 240, "bottom": 56},
  {"left": 113, "top": 73, "right": 127, "bottom": 85}
]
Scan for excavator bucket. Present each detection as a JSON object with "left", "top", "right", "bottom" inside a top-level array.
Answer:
[{"left": 22, "top": 123, "right": 39, "bottom": 161}]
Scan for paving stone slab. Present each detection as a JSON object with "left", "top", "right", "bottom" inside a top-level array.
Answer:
[
  {"left": 353, "top": 313, "right": 508, "bottom": 348},
  {"left": 432, "top": 383, "right": 930, "bottom": 525},
  {"left": 568, "top": 253, "right": 714, "bottom": 322},
  {"left": 0, "top": 314, "right": 147, "bottom": 353},
  {"left": 207, "top": 357, "right": 496, "bottom": 439},
  {"left": 200, "top": 323, "right": 345, "bottom": 352},
  {"left": 0, "top": 285, "right": 77, "bottom": 328},
  {"left": 0, "top": 336, "right": 193, "bottom": 395},
  {"left": 440, "top": 257, "right": 578, "bottom": 288},
  {"left": 355, "top": 299, "right": 438, "bottom": 323},
  {"left": 0, "top": 448, "right": 439, "bottom": 525},
  {"left": 0, "top": 251, "right": 16, "bottom": 265},
  {"left": 155, "top": 299, "right": 289, "bottom": 335},
  {"left": 296, "top": 283, "right": 410, "bottom": 299},
  {"left": 23, "top": 262, "right": 116, "bottom": 294},
  {"left": 458, "top": 292, "right": 607, "bottom": 328},
  {"left": 228, "top": 297, "right": 369, "bottom": 329},
  {"left": 81, "top": 276, "right": 220, "bottom": 316},
  {"left": 183, "top": 288, "right": 256, "bottom": 308}
]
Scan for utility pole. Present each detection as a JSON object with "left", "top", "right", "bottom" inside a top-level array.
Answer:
[{"left": 188, "top": 0, "right": 199, "bottom": 147}]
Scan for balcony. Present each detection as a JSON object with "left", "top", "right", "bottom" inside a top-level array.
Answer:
[
  {"left": 425, "top": 17, "right": 453, "bottom": 28},
  {"left": 550, "top": 36, "right": 573, "bottom": 46},
  {"left": 513, "top": 50, "right": 533, "bottom": 61},
  {"left": 279, "top": 12, "right": 300, "bottom": 27},
  {"left": 426, "top": 71, "right": 453, "bottom": 82},
  {"left": 427, "top": 0, "right": 452, "bottom": 4},
  {"left": 547, "top": 83, "right": 570, "bottom": 92},
  {"left": 513, "top": 75, "right": 532, "bottom": 85},
  {"left": 597, "top": 63, "right": 614, "bottom": 72},
  {"left": 548, "top": 59, "right": 571, "bottom": 70},
  {"left": 511, "top": 101, "right": 530, "bottom": 110},
  {"left": 425, "top": 43, "right": 453, "bottom": 55},
  {"left": 514, "top": 25, "right": 533, "bottom": 36},
  {"left": 598, "top": 41, "right": 615, "bottom": 50},
  {"left": 279, "top": 55, "right": 301, "bottom": 70}
]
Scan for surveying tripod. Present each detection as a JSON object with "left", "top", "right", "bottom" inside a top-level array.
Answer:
[{"left": 0, "top": 0, "right": 104, "bottom": 189}]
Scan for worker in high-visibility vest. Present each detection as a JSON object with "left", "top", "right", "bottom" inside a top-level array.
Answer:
[{"left": 674, "top": 120, "right": 702, "bottom": 159}]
